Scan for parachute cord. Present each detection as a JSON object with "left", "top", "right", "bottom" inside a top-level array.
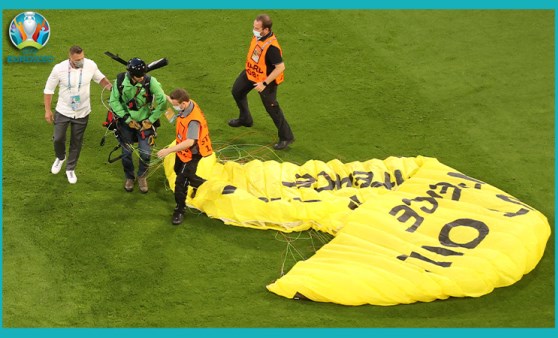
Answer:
[
  {"left": 101, "top": 126, "right": 114, "bottom": 143},
  {"left": 163, "top": 173, "right": 172, "bottom": 192},
  {"left": 274, "top": 230, "right": 334, "bottom": 277},
  {"left": 244, "top": 143, "right": 282, "bottom": 161},
  {"left": 282, "top": 243, "right": 297, "bottom": 276},
  {"left": 276, "top": 232, "right": 301, "bottom": 276},
  {"left": 121, "top": 143, "right": 167, "bottom": 179},
  {"left": 215, "top": 143, "right": 284, "bottom": 163},
  {"left": 275, "top": 231, "right": 316, "bottom": 276},
  {"left": 219, "top": 129, "right": 258, "bottom": 147},
  {"left": 185, "top": 203, "right": 204, "bottom": 216},
  {"left": 308, "top": 229, "right": 334, "bottom": 251},
  {"left": 100, "top": 85, "right": 111, "bottom": 111}
]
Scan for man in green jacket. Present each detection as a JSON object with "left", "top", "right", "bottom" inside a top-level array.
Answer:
[{"left": 109, "top": 58, "right": 166, "bottom": 193}]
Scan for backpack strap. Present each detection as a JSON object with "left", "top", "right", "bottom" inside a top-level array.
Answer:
[
  {"left": 116, "top": 72, "right": 126, "bottom": 103},
  {"left": 113, "top": 72, "right": 131, "bottom": 121},
  {"left": 116, "top": 72, "right": 154, "bottom": 110},
  {"left": 142, "top": 74, "right": 153, "bottom": 104}
]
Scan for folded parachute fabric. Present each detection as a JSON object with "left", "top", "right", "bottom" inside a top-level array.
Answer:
[{"left": 163, "top": 148, "right": 551, "bottom": 306}]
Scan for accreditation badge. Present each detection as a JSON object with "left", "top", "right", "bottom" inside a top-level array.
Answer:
[
  {"left": 251, "top": 45, "right": 263, "bottom": 63},
  {"left": 70, "top": 95, "right": 81, "bottom": 111}
]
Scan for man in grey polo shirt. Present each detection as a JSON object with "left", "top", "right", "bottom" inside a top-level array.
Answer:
[{"left": 43, "top": 45, "right": 112, "bottom": 184}]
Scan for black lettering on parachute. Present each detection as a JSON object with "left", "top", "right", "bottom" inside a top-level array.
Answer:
[
  {"left": 447, "top": 172, "right": 486, "bottom": 189},
  {"left": 282, "top": 169, "right": 406, "bottom": 191},
  {"left": 398, "top": 218, "right": 487, "bottom": 268},
  {"left": 439, "top": 218, "right": 489, "bottom": 249},
  {"left": 389, "top": 205, "right": 424, "bottom": 233},
  {"left": 496, "top": 194, "right": 533, "bottom": 217}
]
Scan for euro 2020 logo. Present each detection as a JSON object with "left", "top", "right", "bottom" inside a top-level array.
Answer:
[{"left": 9, "top": 11, "right": 50, "bottom": 50}]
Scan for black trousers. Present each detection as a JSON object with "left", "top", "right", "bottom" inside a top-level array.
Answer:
[
  {"left": 174, "top": 154, "right": 205, "bottom": 212},
  {"left": 231, "top": 70, "right": 294, "bottom": 141}
]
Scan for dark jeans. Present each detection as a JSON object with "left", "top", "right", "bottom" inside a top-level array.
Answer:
[
  {"left": 231, "top": 70, "right": 294, "bottom": 141},
  {"left": 117, "top": 119, "right": 153, "bottom": 179},
  {"left": 52, "top": 111, "right": 89, "bottom": 171},
  {"left": 174, "top": 154, "right": 205, "bottom": 212}
]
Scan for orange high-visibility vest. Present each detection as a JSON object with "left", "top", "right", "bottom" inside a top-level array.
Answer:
[
  {"left": 176, "top": 99, "right": 213, "bottom": 162},
  {"left": 245, "top": 34, "right": 284, "bottom": 85}
]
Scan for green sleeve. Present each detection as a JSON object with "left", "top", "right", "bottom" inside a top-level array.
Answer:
[
  {"left": 109, "top": 79, "right": 130, "bottom": 122},
  {"left": 148, "top": 77, "right": 167, "bottom": 123}
]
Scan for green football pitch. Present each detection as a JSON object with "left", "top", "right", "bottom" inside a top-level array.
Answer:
[{"left": 2, "top": 9, "right": 554, "bottom": 327}]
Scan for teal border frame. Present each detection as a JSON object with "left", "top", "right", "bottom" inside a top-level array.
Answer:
[{"left": 1, "top": 1, "right": 556, "bottom": 337}]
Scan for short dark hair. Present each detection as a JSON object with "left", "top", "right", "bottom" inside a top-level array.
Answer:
[
  {"left": 256, "top": 14, "right": 272, "bottom": 30},
  {"left": 169, "top": 88, "right": 190, "bottom": 103},
  {"left": 69, "top": 45, "right": 83, "bottom": 55}
]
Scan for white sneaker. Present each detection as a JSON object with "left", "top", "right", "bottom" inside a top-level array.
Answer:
[
  {"left": 66, "top": 170, "right": 77, "bottom": 184},
  {"left": 51, "top": 157, "right": 65, "bottom": 174}
]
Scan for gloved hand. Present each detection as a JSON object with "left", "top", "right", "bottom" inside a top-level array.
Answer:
[
  {"left": 142, "top": 119, "right": 153, "bottom": 130},
  {"left": 128, "top": 120, "right": 141, "bottom": 130}
]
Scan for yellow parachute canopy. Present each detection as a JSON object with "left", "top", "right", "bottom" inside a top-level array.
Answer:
[{"left": 163, "top": 148, "right": 550, "bottom": 306}]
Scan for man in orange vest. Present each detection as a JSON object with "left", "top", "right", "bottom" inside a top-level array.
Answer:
[
  {"left": 157, "top": 88, "right": 213, "bottom": 225},
  {"left": 228, "top": 13, "right": 295, "bottom": 150}
]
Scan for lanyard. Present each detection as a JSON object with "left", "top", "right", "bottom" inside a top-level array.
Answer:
[{"left": 67, "top": 63, "right": 83, "bottom": 93}]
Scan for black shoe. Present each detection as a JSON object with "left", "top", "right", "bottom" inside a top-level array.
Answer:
[
  {"left": 273, "top": 139, "right": 294, "bottom": 150},
  {"left": 228, "top": 118, "right": 253, "bottom": 128},
  {"left": 172, "top": 210, "right": 185, "bottom": 225}
]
